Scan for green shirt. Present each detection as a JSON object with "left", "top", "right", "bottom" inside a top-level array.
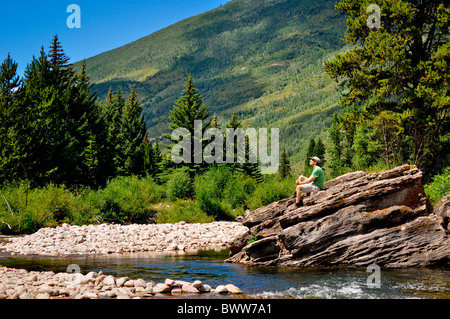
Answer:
[{"left": 311, "top": 166, "right": 324, "bottom": 189}]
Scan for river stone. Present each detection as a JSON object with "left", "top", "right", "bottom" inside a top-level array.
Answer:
[
  {"left": 199, "top": 284, "right": 211, "bottom": 293},
  {"left": 214, "top": 285, "right": 228, "bottom": 294},
  {"left": 115, "top": 277, "right": 130, "bottom": 287},
  {"left": 123, "top": 280, "right": 135, "bottom": 287},
  {"left": 35, "top": 293, "right": 50, "bottom": 299},
  {"left": 94, "top": 275, "right": 107, "bottom": 286},
  {"left": 182, "top": 284, "right": 199, "bottom": 294},
  {"left": 103, "top": 275, "right": 116, "bottom": 286},
  {"left": 164, "top": 278, "right": 175, "bottom": 286},
  {"left": 171, "top": 287, "right": 183, "bottom": 294},
  {"left": 134, "top": 279, "right": 147, "bottom": 288},
  {"left": 191, "top": 280, "right": 202, "bottom": 289},
  {"left": 434, "top": 194, "right": 450, "bottom": 233},
  {"left": 225, "top": 284, "right": 243, "bottom": 294},
  {"left": 85, "top": 271, "right": 98, "bottom": 282},
  {"left": 153, "top": 283, "right": 171, "bottom": 293}
]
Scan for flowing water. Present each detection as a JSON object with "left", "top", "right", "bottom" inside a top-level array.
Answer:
[{"left": 0, "top": 248, "right": 449, "bottom": 299}]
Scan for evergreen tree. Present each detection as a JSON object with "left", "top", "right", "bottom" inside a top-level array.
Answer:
[
  {"left": 0, "top": 53, "right": 21, "bottom": 184},
  {"left": 71, "top": 60, "right": 105, "bottom": 186},
  {"left": 313, "top": 138, "right": 326, "bottom": 168},
  {"left": 279, "top": 147, "right": 291, "bottom": 178},
  {"left": 19, "top": 47, "right": 72, "bottom": 185},
  {"left": 119, "top": 87, "right": 148, "bottom": 176},
  {"left": 109, "top": 86, "right": 126, "bottom": 176},
  {"left": 144, "top": 137, "right": 155, "bottom": 176},
  {"left": 99, "top": 86, "right": 117, "bottom": 180},
  {"left": 324, "top": 0, "right": 450, "bottom": 175},
  {"left": 225, "top": 113, "right": 263, "bottom": 182},
  {"left": 163, "top": 74, "right": 211, "bottom": 174},
  {"left": 304, "top": 138, "right": 316, "bottom": 175}
]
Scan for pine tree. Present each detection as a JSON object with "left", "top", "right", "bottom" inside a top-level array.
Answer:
[
  {"left": 0, "top": 53, "right": 21, "bottom": 183},
  {"left": 163, "top": 74, "right": 211, "bottom": 174},
  {"left": 100, "top": 86, "right": 117, "bottom": 180},
  {"left": 144, "top": 137, "right": 155, "bottom": 177},
  {"left": 20, "top": 47, "right": 71, "bottom": 185},
  {"left": 279, "top": 147, "right": 291, "bottom": 178},
  {"left": 1, "top": 37, "right": 105, "bottom": 187},
  {"left": 71, "top": 60, "right": 104, "bottom": 186},
  {"left": 304, "top": 138, "right": 316, "bottom": 175},
  {"left": 109, "top": 86, "right": 126, "bottom": 176},
  {"left": 313, "top": 138, "right": 326, "bottom": 168},
  {"left": 324, "top": 0, "right": 450, "bottom": 174},
  {"left": 225, "top": 113, "right": 262, "bottom": 182},
  {"left": 119, "top": 87, "right": 148, "bottom": 176},
  {"left": 48, "top": 34, "right": 70, "bottom": 72}
]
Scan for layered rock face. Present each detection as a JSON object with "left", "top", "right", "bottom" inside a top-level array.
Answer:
[{"left": 227, "top": 165, "right": 450, "bottom": 268}]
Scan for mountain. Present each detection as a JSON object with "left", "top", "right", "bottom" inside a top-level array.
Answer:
[{"left": 74, "top": 0, "right": 348, "bottom": 173}]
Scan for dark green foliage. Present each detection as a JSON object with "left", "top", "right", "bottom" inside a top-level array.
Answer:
[
  {"left": 0, "top": 53, "right": 21, "bottom": 183},
  {"left": 325, "top": 0, "right": 450, "bottom": 177},
  {"left": 163, "top": 74, "right": 211, "bottom": 174},
  {"left": 166, "top": 167, "right": 195, "bottom": 201},
  {"left": 0, "top": 36, "right": 153, "bottom": 188},
  {"left": 279, "top": 147, "right": 292, "bottom": 178},
  {"left": 424, "top": 167, "right": 450, "bottom": 206},
  {"left": 84, "top": 175, "right": 163, "bottom": 224},
  {"left": 195, "top": 165, "right": 234, "bottom": 220}
]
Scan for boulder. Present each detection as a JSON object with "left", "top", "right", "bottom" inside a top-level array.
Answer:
[
  {"left": 434, "top": 194, "right": 450, "bottom": 233},
  {"left": 227, "top": 165, "right": 450, "bottom": 268}
]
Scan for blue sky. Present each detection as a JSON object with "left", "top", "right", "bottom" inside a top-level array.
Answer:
[{"left": 0, "top": 0, "right": 226, "bottom": 76}]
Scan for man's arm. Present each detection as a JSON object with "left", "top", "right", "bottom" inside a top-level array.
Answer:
[{"left": 296, "top": 175, "right": 317, "bottom": 185}]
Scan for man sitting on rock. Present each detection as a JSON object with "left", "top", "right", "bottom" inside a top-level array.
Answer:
[{"left": 294, "top": 156, "right": 324, "bottom": 207}]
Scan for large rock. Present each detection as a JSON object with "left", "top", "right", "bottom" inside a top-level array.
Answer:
[
  {"left": 227, "top": 165, "right": 450, "bottom": 268},
  {"left": 434, "top": 194, "right": 450, "bottom": 233}
]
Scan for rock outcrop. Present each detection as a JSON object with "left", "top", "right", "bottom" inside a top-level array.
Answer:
[{"left": 227, "top": 165, "right": 450, "bottom": 268}]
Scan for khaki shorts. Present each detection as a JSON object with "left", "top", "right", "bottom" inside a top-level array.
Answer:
[{"left": 301, "top": 183, "right": 320, "bottom": 193}]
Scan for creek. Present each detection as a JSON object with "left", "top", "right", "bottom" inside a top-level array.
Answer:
[{"left": 0, "top": 248, "right": 448, "bottom": 299}]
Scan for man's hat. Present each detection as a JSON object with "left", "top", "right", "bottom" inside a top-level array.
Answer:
[{"left": 310, "top": 156, "right": 321, "bottom": 163}]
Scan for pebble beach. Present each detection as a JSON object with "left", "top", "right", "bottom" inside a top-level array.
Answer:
[
  {"left": 0, "top": 221, "right": 249, "bottom": 256},
  {"left": 0, "top": 221, "right": 250, "bottom": 299}
]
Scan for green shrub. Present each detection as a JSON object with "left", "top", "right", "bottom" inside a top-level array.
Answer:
[
  {"left": 85, "top": 175, "right": 164, "bottom": 224},
  {"left": 195, "top": 165, "right": 234, "bottom": 220},
  {"left": 155, "top": 199, "right": 214, "bottom": 224},
  {"left": 246, "top": 177, "right": 293, "bottom": 211},
  {"left": 425, "top": 167, "right": 450, "bottom": 206},
  {"left": 165, "top": 167, "right": 195, "bottom": 201},
  {"left": 222, "top": 172, "right": 256, "bottom": 213},
  {"left": 0, "top": 182, "right": 90, "bottom": 234}
]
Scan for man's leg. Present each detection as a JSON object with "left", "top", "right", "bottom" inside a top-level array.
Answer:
[{"left": 296, "top": 185, "right": 302, "bottom": 205}]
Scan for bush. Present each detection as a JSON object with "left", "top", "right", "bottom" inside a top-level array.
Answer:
[
  {"left": 195, "top": 165, "right": 234, "bottom": 220},
  {"left": 154, "top": 199, "right": 214, "bottom": 224},
  {"left": 165, "top": 167, "right": 195, "bottom": 201},
  {"left": 246, "top": 176, "right": 293, "bottom": 211},
  {"left": 85, "top": 175, "right": 164, "bottom": 224},
  {"left": 222, "top": 173, "right": 256, "bottom": 212},
  {"left": 0, "top": 182, "right": 90, "bottom": 234},
  {"left": 425, "top": 167, "right": 450, "bottom": 206}
]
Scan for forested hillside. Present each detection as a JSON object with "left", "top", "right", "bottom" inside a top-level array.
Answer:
[{"left": 75, "top": 0, "right": 348, "bottom": 171}]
